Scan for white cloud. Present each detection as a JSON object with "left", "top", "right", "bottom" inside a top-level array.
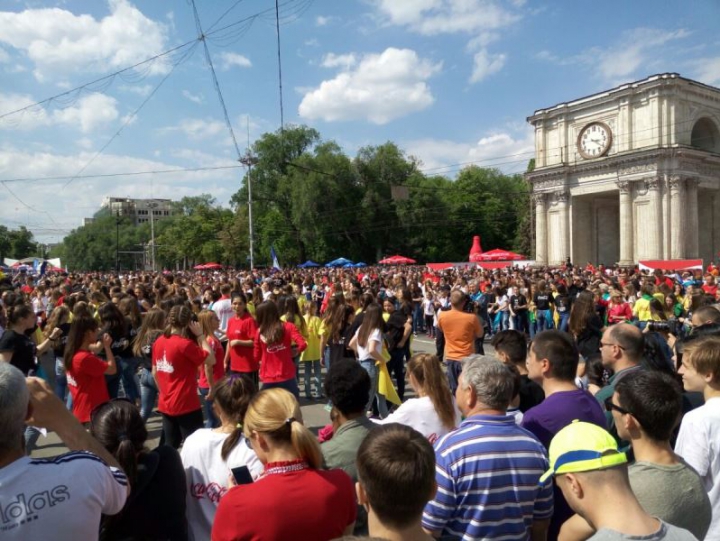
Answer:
[
  {"left": 374, "top": 0, "right": 521, "bottom": 36},
  {"left": 689, "top": 57, "right": 720, "bottom": 86},
  {"left": 305, "top": 38, "right": 320, "bottom": 47},
  {"left": 0, "top": 47, "right": 9, "bottom": 63},
  {"left": 321, "top": 53, "right": 357, "bottom": 69},
  {"left": 470, "top": 49, "right": 506, "bottom": 83},
  {"left": 219, "top": 52, "right": 252, "bottom": 70},
  {"left": 52, "top": 94, "right": 119, "bottom": 133},
  {"left": 0, "top": 92, "right": 118, "bottom": 133},
  {"left": 537, "top": 28, "right": 691, "bottom": 84},
  {"left": 299, "top": 48, "right": 442, "bottom": 125},
  {"left": 159, "top": 118, "right": 228, "bottom": 140},
  {"left": 76, "top": 138, "right": 94, "bottom": 150},
  {"left": 405, "top": 128, "right": 534, "bottom": 174},
  {"left": 119, "top": 84, "right": 153, "bottom": 97},
  {"left": 0, "top": 0, "right": 170, "bottom": 81},
  {"left": 316, "top": 15, "right": 338, "bottom": 26},
  {"left": 182, "top": 90, "right": 204, "bottom": 105}
]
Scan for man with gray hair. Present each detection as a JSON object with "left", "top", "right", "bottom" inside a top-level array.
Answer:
[
  {"left": 423, "top": 355, "right": 553, "bottom": 540},
  {"left": 0, "top": 363, "right": 128, "bottom": 541}
]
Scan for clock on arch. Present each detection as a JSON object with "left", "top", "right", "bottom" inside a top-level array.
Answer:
[{"left": 577, "top": 121, "right": 612, "bottom": 159}]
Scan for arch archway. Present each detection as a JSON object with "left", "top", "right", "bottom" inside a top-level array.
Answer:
[{"left": 691, "top": 117, "right": 720, "bottom": 153}]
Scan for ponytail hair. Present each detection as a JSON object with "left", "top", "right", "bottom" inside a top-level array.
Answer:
[
  {"left": 407, "top": 353, "right": 457, "bottom": 431},
  {"left": 243, "top": 388, "right": 322, "bottom": 469},
  {"left": 90, "top": 399, "right": 147, "bottom": 485},
  {"left": 64, "top": 314, "right": 99, "bottom": 371},
  {"left": 164, "top": 305, "right": 194, "bottom": 339},
  {"left": 214, "top": 374, "right": 258, "bottom": 461}
]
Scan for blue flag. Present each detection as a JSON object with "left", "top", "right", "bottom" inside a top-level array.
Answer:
[{"left": 270, "top": 245, "right": 281, "bottom": 270}]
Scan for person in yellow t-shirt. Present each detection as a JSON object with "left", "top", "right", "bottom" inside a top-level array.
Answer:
[
  {"left": 632, "top": 284, "right": 656, "bottom": 323},
  {"left": 300, "top": 302, "right": 323, "bottom": 400}
]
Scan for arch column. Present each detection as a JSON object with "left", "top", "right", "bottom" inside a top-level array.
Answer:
[
  {"left": 533, "top": 193, "right": 547, "bottom": 264},
  {"left": 556, "top": 190, "right": 570, "bottom": 264},
  {"left": 616, "top": 180, "right": 634, "bottom": 265},
  {"left": 645, "top": 177, "right": 663, "bottom": 260},
  {"left": 686, "top": 178, "right": 699, "bottom": 258},
  {"left": 669, "top": 176, "right": 687, "bottom": 259}
]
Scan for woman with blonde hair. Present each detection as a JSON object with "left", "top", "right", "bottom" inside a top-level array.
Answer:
[
  {"left": 212, "top": 388, "right": 356, "bottom": 541},
  {"left": 375, "top": 353, "right": 460, "bottom": 442}
]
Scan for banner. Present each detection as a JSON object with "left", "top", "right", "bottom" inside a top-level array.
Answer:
[{"left": 270, "top": 245, "right": 281, "bottom": 270}]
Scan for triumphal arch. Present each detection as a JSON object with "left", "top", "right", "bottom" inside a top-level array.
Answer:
[{"left": 526, "top": 73, "right": 720, "bottom": 266}]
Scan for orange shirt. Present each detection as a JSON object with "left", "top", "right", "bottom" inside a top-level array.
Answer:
[{"left": 438, "top": 309, "right": 482, "bottom": 360}]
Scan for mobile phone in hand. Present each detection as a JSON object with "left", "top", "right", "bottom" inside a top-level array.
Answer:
[{"left": 231, "top": 465, "right": 254, "bottom": 485}]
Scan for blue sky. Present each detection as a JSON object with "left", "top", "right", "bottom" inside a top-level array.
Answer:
[{"left": 0, "top": 0, "right": 719, "bottom": 244}]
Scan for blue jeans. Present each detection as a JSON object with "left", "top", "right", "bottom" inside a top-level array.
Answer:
[
  {"left": 25, "top": 426, "right": 41, "bottom": 455},
  {"left": 199, "top": 386, "right": 219, "bottom": 428},
  {"left": 558, "top": 312, "right": 570, "bottom": 332},
  {"left": 139, "top": 367, "right": 158, "bottom": 422},
  {"left": 262, "top": 378, "right": 300, "bottom": 400},
  {"left": 535, "top": 309, "right": 554, "bottom": 333},
  {"left": 359, "top": 360, "right": 388, "bottom": 418},
  {"left": 54, "top": 357, "right": 72, "bottom": 409},
  {"left": 301, "top": 360, "right": 323, "bottom": 398},
  {"left": 413, "top": 304, "right": 425, "bottom": 333},
  {"left": 120, "top": 357, "right": 140, "bottom": 402},
  {"left": 512, "top": 313, "right": 527, "bottom": 334},
  {"left": 445, "top": 359, "right": 463, "bottom": 395}
]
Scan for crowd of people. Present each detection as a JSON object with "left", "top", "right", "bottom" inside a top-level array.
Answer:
[{"left": 1, "top": 260, "right": 720, "bottom": 540}]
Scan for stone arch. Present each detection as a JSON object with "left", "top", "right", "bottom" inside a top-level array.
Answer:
[{"left": 691, "top": 116, "right": 720, "bottom": 153}]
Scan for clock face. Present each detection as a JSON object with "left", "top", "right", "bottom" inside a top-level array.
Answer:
[{"left": 577, "top": 122, "right": 612, "bottom": 159}]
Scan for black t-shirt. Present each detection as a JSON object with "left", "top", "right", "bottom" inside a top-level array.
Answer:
[
  {"left": 534, "top": 293, "right": 554, "bottom": 310},
  {"left": 51, "top": 322, "right": 72, "bottom": 358},
  {"left": 0, "top": 329, "right": 37, "bottom": 375},
  {"left": 386, "top": 311, "right": 409, "bottom": 351},
  {"left": 510, "top": 294, "right": 527, "bottom": 312},
  {"left": 554, "top": 295, "right": 570, "bottom": 314},
  {"left": 519, "top": 375, "right": 545, "bottom": 413}
]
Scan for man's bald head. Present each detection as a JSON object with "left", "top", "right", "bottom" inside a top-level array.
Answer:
[{"left": 608, "top": 323, "right": 644, "bottom": 363}]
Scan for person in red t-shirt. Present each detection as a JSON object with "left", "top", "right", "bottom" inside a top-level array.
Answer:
[
  {"left": 702, "top": 274, "right": 718, "bottom": 297},
  {"left": 65, "top": 314, "right": 118, "bottom": 424},
  {"left": 212, "top": 388, "right": 356, "bottom": 541},
  {"left": 197, "top": 310, "right": 226, "bottom": 429},
  {"left": 152, "top": 305, "right": 216, "bottom": 449},
  {"left": 254, "top": 301, "right": 307, "bottom": 399},
  {"left": 224, "top": 293, "right": 259, "bottom": 386}
]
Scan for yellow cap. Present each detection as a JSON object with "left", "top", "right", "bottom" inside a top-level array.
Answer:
[{"left": 540, "top": 420, "right": 627, "bottom": 483}]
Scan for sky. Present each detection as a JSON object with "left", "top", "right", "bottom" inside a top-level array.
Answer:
[{"left": 0, "top": 0, "right": 719, "bottom": 244}]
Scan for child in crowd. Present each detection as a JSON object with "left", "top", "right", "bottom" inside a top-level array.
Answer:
[
  {"left": 422, "top": 291, "right": 435, "bottom": 338},
  {"left": 301, "top": 301, "right": 324, "bottom": 399}
]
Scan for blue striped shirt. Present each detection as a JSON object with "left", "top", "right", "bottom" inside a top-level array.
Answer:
[{"left": 422, "top": 414, "right": 554, "bottom": 540}]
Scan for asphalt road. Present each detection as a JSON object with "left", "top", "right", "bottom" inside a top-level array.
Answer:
[{"left": 31, "top": 334, "right": 495, "bottom": 458}]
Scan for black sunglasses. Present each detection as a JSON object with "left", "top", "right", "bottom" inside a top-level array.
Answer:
[{"left": 604, "top": 396, "right": 631, "bottom": 416}]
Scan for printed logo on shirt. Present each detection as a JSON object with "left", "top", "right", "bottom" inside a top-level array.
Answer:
[
  {"left": 66, "top": 373, "right": 77, "bottom": 388},
  {"left": 0, "top": 486, "right": 70, "bottom": 532},
  {"left": 266, "top": 343, "right": 288, "bottom": 354},
  {"left": 155, "top": 352, "right": 174, "bottom": 374},
  {"left": 191, "top": 482, "right": 227, "bottom": 503}
]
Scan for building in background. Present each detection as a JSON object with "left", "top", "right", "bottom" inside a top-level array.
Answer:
[
  {"left": 100, "top": 197, "right": 174, "bottom": 225},
  {"left": 527, "top": 73, "right": 720, "bottom": 266}
]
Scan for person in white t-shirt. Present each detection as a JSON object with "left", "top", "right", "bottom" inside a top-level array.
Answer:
[
  {"left": 211, "top": 284, "right": 234, "bottom": 342},
  {"left": 676, "top": 335, "right": 720, "bottom": 541},
  {"left": 181, "top": 373, "right": 263, "bottom": 541},
  {"left": 375, "top": 353, "right": 460, "bottom": 443},
  {"left": 0, "top": 365, "right": 128, "bottom": 541},
  {"left": 349, "top": 303, "right": 388, "bottom": 419}
]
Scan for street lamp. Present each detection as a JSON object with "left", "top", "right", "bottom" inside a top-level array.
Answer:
[{"left": 239, "top": 150, "right": 258, "bottom": 269}]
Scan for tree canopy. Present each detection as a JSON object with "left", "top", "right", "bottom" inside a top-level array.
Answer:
[{"left": 55, "top": 125, "right": 532, "bottom": 270}]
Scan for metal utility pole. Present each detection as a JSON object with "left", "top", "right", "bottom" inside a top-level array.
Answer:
[
  {"left": 115, "top": 210, "right": 120, "bottom": 273},
  {"left": 239, "top": 150, "right": 258, "bottom": 269},
  {"left": 148, "top": 201, "right": 158, "bottom": 272}
]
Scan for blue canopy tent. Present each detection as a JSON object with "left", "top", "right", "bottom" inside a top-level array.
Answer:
[
  {"left": 326, "top": 257, "right": 353, "bottom": 267},
  {"left": 354, "top": 262, "right": 367, "bottom": 267},
  {"left": 298, "top": 260, "right": 320, "bottom": 268}
]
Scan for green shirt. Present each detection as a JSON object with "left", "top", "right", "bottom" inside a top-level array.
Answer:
[{"left": 321, "top": 416, "right": 375, "bottom": 481}]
